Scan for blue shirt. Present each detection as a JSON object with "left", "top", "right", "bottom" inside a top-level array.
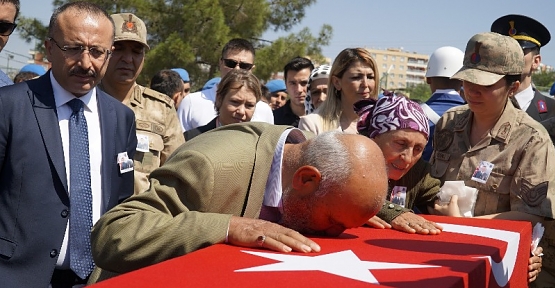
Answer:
[
  {"left": 422, "top": 90, "right": 465, "bottom": 161},
  {"left": 0, "top": 69, "right": 13, "bottom": 87}
]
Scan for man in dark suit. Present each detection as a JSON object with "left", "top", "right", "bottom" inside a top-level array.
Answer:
[
  {"left": 0, "top": 2, "right": 136, "bottom": 287},
  {"left": 89, "top": 123, "right": 389, "bottom": 283},
  {"left": 491, "top": 15, "right": 555, "bottom": 143}
]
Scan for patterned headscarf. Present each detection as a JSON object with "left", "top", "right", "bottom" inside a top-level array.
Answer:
[
  {"left": 354, "top": 94, "right": 430, "bottom": 140},
  {"left": 305, "top": 65, "right": 332, "bottom": 114}
]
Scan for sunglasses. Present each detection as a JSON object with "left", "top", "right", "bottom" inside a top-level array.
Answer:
[
  {"left": 222, "top": 58, "right": 254, "bottom": 70},
  {"left": 0, "top": 22, "right": 17, "bottom": 36}
]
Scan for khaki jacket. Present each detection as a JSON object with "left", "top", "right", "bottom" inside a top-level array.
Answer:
[
  {"left": 89, "top": 123, "right": 294, "bottom": 282},
  {"left": 126, "top": 85, "right": 185, "bottom": 194}
]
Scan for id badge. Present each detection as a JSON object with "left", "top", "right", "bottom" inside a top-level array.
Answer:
[
  {"left": 136, "top": 134, "right": 150, "bottom": 152},
  {"left": 390, "top": 186, "right": 407, "bottom": 207},
  {"left": 471, "top": 160, "right": 494, "bottom": 184}
]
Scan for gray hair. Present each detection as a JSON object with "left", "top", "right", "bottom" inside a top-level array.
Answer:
[{"left": 300, "top": 131, "right": 351, "bottom": 197}]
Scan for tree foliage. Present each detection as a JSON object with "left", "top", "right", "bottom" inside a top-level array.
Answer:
[
  {"left": 17, "top": 0, "right": 331, "bottom": 90},
  {"left": 404, "top": 83, "right": 432, "bottom": 103},
  {"left": 532, "top": 70, "right": 555, "bottom": 93}
]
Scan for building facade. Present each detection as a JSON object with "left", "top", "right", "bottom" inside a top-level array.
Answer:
[{"left": 367, "top": 48, "right": 429, "bottom": 91}]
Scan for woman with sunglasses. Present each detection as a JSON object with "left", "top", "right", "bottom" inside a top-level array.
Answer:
[
  {"left": 184, "top": 69, "right": 262, "bottom": 140},
  {"left": 298, "top": 48, "right": 379, "bottom": 135}
]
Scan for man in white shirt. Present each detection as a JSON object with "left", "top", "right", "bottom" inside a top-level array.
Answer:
[{"left": 177, "top": 38, "right": 273, "bottom": 132}]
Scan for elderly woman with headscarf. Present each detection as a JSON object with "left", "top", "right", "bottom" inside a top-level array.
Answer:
[
  {"left": 354, "top": 95, "right": 442, "bottom": 233},
  {"left": 304, "top": 65, "right": 331, "bottom": 114}
]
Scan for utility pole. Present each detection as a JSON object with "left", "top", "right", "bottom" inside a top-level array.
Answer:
[
  {"left": 382, "top": 64, "right": 393, "bottom": 90},
  {"left": 6, "top": 54, "right": 13, "bottom": 75}
]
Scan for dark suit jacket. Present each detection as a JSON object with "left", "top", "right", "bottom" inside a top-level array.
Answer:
[
  {"left": 526, "top": 89, "right": 555, "bottom": 143},
  {"left": 0, "top": 73, "right": 137, "bottom": 287},
  {"left": 183, "top": 117, "right": 217, "bottom": 141}
]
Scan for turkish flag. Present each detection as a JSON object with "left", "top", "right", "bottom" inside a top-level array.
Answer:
[{"left": 91, "top": 215, "right": 531, "bottom": 288}]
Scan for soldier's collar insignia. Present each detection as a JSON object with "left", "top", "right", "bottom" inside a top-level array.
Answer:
[
  {"left": 496, "top": 122, "right": 511, "bottom": 140},
  {"left": 538, "top": 99, "right": 548, "bottom": 113},
  {"left": 508, "top": 21, "right": 517, "bottom": 36},
  {"left": 122, "top": 14, "right": 138, "bottom": 35},
  {"left": 470, "top": 42, "right": 482, "bottom": 64}
]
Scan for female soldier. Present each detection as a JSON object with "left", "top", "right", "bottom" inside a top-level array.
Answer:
[{"left": 430, "top": 32, "right": 549, "bottom": 283}]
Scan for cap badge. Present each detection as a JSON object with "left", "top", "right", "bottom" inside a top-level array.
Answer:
[
  {"left": 470, "top": 42, "right": 482, "bottom": 64},
  {"left": 508, "top": 21, "right": 517, "bottom": 36},
  {"left": 122, "top": 14, "right": 138, "bottom": 35}
]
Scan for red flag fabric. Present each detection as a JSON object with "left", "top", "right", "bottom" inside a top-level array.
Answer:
[{"left": 91, "top": 215, "right": 531, "bottom": 288}]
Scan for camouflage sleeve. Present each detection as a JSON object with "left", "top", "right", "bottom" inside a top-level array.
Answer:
[
  {"left": 510, "top": 132, "right": 555, "bottom": 219},
  {"left": 161, "top": 103, "right": 185, "bottom": 166}
]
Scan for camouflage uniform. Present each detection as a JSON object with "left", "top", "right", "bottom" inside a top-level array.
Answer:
[
  {"left": 430, "top": 100, "right": 555, "bottom": 281},
  {"left": 126, "top": 85, "right": 184, "bottom": 194}
]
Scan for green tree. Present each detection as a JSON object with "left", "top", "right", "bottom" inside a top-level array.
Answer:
[
  {"left": 404, "top": 83, "right": 432, "bottom": 103},
  {"left": 17, "top": 0, "right": 331, "bottom": 90},
  {"left": 532, "top": 70, "right": 555, "bottom": 92}
]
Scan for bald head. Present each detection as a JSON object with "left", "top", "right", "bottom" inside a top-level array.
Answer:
[
  {"left": 281, "top": 132, "right": 388, "bottom": 236},
  {"left": 333, "top": 133, "right": 389, "bottom": 214}
]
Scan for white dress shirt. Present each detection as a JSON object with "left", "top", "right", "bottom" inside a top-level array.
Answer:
[
  {"left": 50, "top": 72, "right": 103, "bottom": 269},
  {"left": 514, "top": 84, "right": 534, "bottom": 112},
  {"left": 263, "top": 128, "right": 307, "bottom": 210}
]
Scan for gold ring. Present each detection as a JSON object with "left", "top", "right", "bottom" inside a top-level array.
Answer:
[{"left": 256, "top": 235, "right": 266, "bottom": 246}]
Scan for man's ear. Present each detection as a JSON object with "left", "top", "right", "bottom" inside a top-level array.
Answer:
[
  {"left": 532, "top": 54, "right": 541, "bottom": 70},
  {"left": 291, "top": 165, "right": 321, "bottom": 196},
  {"left": 509, "top": 81, "right": 520, "bottom": 96}
]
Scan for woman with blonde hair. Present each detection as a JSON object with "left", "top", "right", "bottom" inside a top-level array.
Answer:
[{"left": 298, "top": 48, "right": 379, "bottom": 134}]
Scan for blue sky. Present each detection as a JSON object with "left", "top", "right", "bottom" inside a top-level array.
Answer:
[{"left": 4, "top": 0, "right": 555, "bottom": 73}]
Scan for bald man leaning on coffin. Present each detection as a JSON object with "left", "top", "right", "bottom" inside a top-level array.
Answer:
[{"left": 89, "top": 122, "right": 389, "bottom": 283}]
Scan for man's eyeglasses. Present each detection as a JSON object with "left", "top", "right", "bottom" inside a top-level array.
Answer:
[
  {"left": 48, "top": 37, "right": 112, "bottom": 61},
  {"left": 222, "top": 58, "right": 254, "bottom": 70},
  {"left": 0, "top": 22, "right": 17, "bottom": 36}
]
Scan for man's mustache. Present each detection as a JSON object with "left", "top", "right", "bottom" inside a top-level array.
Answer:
[{"left": 69, "top": 67, "right": 96, "bottom": 78}]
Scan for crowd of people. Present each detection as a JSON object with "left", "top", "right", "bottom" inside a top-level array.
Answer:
[{"left": 0, "top": 0, "right": 553, "bottom": 287}]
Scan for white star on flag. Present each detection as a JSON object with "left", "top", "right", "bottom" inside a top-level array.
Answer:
[{"left": 235, "top": 250, "right": 439, "bottom": 284}]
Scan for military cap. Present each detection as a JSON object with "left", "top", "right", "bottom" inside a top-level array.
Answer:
[
  {"left": 452, "top": 32, "right": 524, "bottom": 86},
  {"left": 111, "top": 13, "right": 149, "bottom": 49},
  {"left": 491, "top": 14, "right": 550, "bottom": 49}
]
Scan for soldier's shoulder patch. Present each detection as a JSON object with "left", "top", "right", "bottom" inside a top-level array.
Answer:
[
  {"left": 143, "top": 87, "right": 174, "bottom": 107},
  {"left": 520, "top": 178, "right": 548, "bottom": 207},
  {"left": 434, "top": 129, "right": 454, "bottom": 151}
]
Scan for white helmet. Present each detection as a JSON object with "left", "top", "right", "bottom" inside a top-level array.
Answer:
[{"left": 425, "top": 46, "right": 464, "bottom": 78}]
